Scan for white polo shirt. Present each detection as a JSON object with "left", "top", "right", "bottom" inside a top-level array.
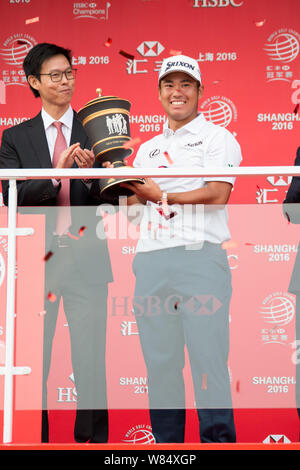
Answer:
[{"left": 133, "top": 113, "right": 242, "bottom": 252}]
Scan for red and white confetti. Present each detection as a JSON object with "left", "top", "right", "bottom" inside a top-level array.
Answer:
[
  {"left": 25, "top": 17, "right": 39, "bottom": 25},
  {"left": 169, "top": 49, "right": 182, "bottom": 56},
  {"left": 67, "top": 232, "right": 79, "bottom": 240},
  {"left": 119, "top": 50, "right": 135, "bottom": 61},
  {"left": 164, "top": 151, "right": 173, "bottom": 165},
  {"left": 43, "top": 251, "right": 53, "bottom": 262},
  {"left": 201, "top": 373, "right": 208, "bottom": 390},
  {"left": 104, "top": 37, "right": 112, "bottom": 47},
  {"left": 47, "top": 292, "right": 57, "bottom": 302},
  {"left": 79, "top": 226, "right": 87, "bottom": 237},
  {"left": 254, "top": 19, "right": 266, "bottom": 27}
]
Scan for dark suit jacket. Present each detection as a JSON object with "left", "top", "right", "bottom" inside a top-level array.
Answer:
[
  {"left": 0, "top": 111, "right": 113, "bottom": 285},
  {"left": 283, "top": 146, "right": 300, "bottom": 294}
]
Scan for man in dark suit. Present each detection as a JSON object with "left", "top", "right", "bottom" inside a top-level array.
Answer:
[
  {"left": 283, "top": 147, "right": 300, "bottom": 424},
  {"left": 0, "top": 43, "right": 112, "bottom": 443}
]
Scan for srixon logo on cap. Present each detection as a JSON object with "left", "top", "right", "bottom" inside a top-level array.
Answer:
[{"left": 165, "top": 61, "right": 195, "bottom": 72}]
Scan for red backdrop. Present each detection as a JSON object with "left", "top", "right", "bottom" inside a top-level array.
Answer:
[{"left": 0, "top": 0, "right": 300, "bottom": 444}]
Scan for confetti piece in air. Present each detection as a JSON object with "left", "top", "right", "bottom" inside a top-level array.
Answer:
[
  {"left": 244, "top": 242, "right": 255, "bottom": 246},
  {"left": 119, "top": 50, "right": 135, "bottom": 61},
  {"left": 157, "top": 206, "right": 177, "bottom": 220},
  {"left": 47, "top": 292, "right": 57, "bottom": 302},
  {"left": 164, "top": 151, "right": 173, "bottom": 165},
  {"left": 25, "top": 17, "right": 39, "bottom": 25},
  {"left": 236, "top": 380, "right": 240, "bottom": 392},
  {"left": 79, "top": 226, "right": 87, "bottom": 237},
  {"left": 201, "top": 373, "right": 207, "bottom": 390},
  {"left": 104, "top": 37, "right": 112, "bottom": 47},
  {"left": 294, "top": 103, "right": 299, "bottom": 115},
  {"left": 170, "top": 49, "right": 182, "bottom": 56},
  {"left": 256, "top": 184, "right": 263, "bottom": 196},
  {"left": 254, "top": 19, "right": 266, "bottom": 27},
  {"left": 285, "top": 212, "right": 291, "bottom": 224},
  {"left": 0, "top": 80, "right": 6, "bottom": 105},
  {"left": 67, "top": 232, "right": 79, "bottom": 240},
  {"left": 43, "top": 251, "right": 53, "bottom": 262},
  {"left": 123, "top": 137, "right": 141, "bottom": 149}
]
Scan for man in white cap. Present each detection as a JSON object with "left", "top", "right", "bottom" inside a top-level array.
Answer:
[{"left": 122, "top": 55, "right": 242, "bottom": 443}]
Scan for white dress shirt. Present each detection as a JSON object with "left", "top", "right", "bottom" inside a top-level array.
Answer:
[
  {"left": 41, "top": 105, "right": 74, "bottom": 186},
  {"left": 41, "top": 105, "right": 73, "bottom": 157}
]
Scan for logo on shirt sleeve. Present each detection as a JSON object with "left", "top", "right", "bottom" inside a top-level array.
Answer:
[{"left": 149, "top": 148, "right": 161, "bottom": 158}]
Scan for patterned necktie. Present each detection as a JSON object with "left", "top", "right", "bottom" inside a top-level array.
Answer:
[{"left": 52, "top": 121, "right": 71, "bottom": 235}]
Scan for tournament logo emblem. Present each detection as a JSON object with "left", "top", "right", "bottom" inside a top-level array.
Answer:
[
  {"left": 264, "top": 30, "right": 300, "bottom": 63},
  {"left": 200, "top": 96, "right": 237, "bottom": 127},
  {"left": 263, "top": 29, "right": 300, "bottom": 83},
  {"left": 0, "top": 33, "right": 36, "bottom": 67},
  {"left": 0, "top": 33, "right": 37, "bottom": 87},
  {"left": 259, "top": 292, "right": 295, "bottom": 326},
  {"left": 122, "top": 424, "right": 155, "bottom": 444}
]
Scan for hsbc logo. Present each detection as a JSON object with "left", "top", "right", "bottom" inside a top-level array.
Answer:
[
  {"left": 263, "top": 434, "right": 291, "bottom": 444},
  {"left": 193, "top": 0, "right": 243, "bottom": 7},
  {"left": 137, "top": 41, "right": 164, "bottom": 57},
  {"left": 266, "top": 176, "right": 292, "bottom": 187}
]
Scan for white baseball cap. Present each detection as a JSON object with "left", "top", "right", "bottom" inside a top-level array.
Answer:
[{"left": 159, "top": 55, "right": 201, "bottom": 84}]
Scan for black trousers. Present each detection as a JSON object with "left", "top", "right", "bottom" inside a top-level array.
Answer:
[
  {"left": 132, "top": 243, "right": 236, "bottom": 443},
  {"left": 42, "top": 241, "right": 108, "bottom": 443}
]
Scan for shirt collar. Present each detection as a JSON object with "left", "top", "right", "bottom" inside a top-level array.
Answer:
[
  {"left": 163, "top": 113, "right": 206, "bottom": 137},
  {"left": 41, "top": 105, "right": 73, "bottom": 130}
]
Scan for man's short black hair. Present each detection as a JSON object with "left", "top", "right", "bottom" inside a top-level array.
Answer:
[{"left": 23, "top": 43, "right": 72, "bottom": 98}]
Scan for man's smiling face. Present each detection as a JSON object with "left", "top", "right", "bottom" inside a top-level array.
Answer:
[{"left": 159, "top": 71, "right": 203, "bottom": 131}]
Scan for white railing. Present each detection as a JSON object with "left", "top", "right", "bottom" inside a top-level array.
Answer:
[
  {"left": 1, "top": 166, "right": 300, "bottom": 180},
  {"left": 0, "top": 165, "right": 300, "bottom": 444}
]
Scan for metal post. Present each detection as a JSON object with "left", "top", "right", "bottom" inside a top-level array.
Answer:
[{"left": 3, "top": 179, "right": 17, "bottom": 443}]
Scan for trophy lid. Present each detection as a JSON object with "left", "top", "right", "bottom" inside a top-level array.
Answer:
[{"left": 77, "top": 90, "right": 131, "bottom": 122}]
